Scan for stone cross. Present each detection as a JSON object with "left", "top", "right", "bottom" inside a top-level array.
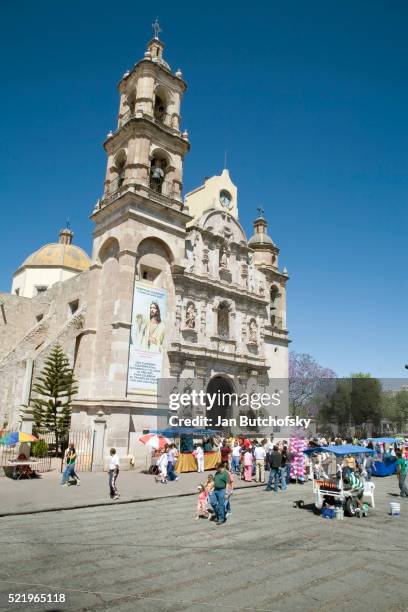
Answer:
[{"left": 257, "top": 207, "right": 264, "bottom": 218}]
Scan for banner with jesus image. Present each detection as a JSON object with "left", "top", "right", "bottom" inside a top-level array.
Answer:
[{"left": 127, "top": 282, "right": 166, "bottom": 392}]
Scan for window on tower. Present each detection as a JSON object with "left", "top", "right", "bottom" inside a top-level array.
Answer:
[
  {"left": 154, "top": 94, "right": 167, "bottom": 125},
  {"left": 270, "top": 285, "right": 282, "bottom": 329},
  {"left": 149, "top": 156, "right": 167, "bottom": 194}
]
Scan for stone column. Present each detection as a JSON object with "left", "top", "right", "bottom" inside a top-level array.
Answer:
[
  {"left": 92, "top": 410, "right": 107, "bottom": 472},
  {"left": 21, "top": 358, "right": 33, "bottom": 410},
  {"left": 109, "top": 250, "right": 137, "bottom": 397}
]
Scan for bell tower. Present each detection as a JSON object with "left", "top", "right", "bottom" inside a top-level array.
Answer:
[
  {"left": 98, "top": 21, "right": 190, "bottom": 207},
  {"left": 75, "top": 24, "right": 192, "bottom": 413}
]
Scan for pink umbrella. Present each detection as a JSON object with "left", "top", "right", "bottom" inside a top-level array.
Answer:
[{"left": 139, "top": 433, "right": 170, "bottom": 450}]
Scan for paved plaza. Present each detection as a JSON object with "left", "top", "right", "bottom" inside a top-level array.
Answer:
[{"left": 0, "top": 476, "right": 406, "bottom": 612}]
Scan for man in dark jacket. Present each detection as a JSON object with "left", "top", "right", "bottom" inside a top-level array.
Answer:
[{"left": 265, "top": 445, "right": 282, "bottom": 492}]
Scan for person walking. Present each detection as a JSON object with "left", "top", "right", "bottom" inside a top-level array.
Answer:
[
  {"left": 156, "top": 448, "right": 168, "bottom": 483},
  {"left": 231, "top": 442, "right": 241, "bottom": 475},
  {"left": 396, "top": 450, "right": 408, "bottom": 498},
  {"left": 108, "top": 448, "right": 120, "bottom": 499},
  {"left": 279, "top": 445, "right": 287, "bottom": 492},
  {"left": 363, "top": 452, "right": 376, "bottom": 481},
  {"left": 243, "top": 448, "right": 253, "bottom": 481},
  {"left": 61, "top": 444, "right": 80, "bottom": 486},
  {"left": 254, "top": 442, "right": 266, "bottom": 483},
  {"left": 265, "top": 445, "right": 282, "bottom": 493},
  {"left": 213, "top": 463, "right": 228, "bottom": 525},
  {"left": 224, "top": 464, "right": 234, "bottom": 517},
  {"left": 166, "top": 444, "right": 178, "bottom": 481},
  {"left": 195, "top": 485, "right": 209, "bottom": 519},
  {"left": 205, "top": 474, "right": 217, "bottom": 520}
]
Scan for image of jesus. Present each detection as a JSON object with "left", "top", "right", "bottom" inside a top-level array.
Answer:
[{"left": 146, "top": 301, "right": 165, "bottom": 351}]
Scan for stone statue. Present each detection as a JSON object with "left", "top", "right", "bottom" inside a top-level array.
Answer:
[
  {"left": 185, "top": 302, "right": 196, "bottom": 329},
  {"left": 248, "top": 319, "right": 257, "bottom": 343},
  {"left": 258, "top": 280, "right": 265, "bottom": 296},
  {"left": 185, "top": 231, "right": 199, "bottom": 272},
  {"left": 219, "top": 246, "right": 228, "bottom": 270}
]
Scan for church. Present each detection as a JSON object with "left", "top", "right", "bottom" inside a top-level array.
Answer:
[{"left": 0, "top": 28, "right": 290, "bottom": 466}]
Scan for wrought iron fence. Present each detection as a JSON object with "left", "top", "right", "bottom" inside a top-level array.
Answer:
[{"left": 59, "top": 429, "right": 95, "bottom": 473}]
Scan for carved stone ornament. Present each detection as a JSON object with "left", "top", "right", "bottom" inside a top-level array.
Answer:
[{"left": 185, "top": 302, "right": 196, "bottom": 329}]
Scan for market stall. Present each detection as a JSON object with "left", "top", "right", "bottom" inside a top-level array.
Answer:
[
  {"left": 364, "top": 437, "right": 398, "bottom": 476},
  {"left": 175, "top": 450, "right": 221, "bottom": 473},
  {"left": 150, "top": 427, "right": 222, "bottom": 473},
  {"left": 304, "top": 444, "right": 376, "bottom": 517}
]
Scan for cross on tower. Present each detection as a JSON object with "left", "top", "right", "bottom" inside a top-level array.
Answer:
[
  {"left": 152, "top": 19, "right": 162, "bottom": 40},
  {"left": 257, "top": 207, "right": 264, "bottom": 218}
]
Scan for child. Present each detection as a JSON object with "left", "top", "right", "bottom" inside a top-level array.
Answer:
[
  {"left": 205, "top": 474, "right": 217, "bottom": 519},
  {"left": 196, "top": 444, "right": 205, "bottom": 473},
  {"left": 225, "top": 465, "right": 234, "bottom": 517},
  {"left": 195, "top": 484, "right": 209, "bottom": 519},
  {"left": 155, "top": 449, "right": 168, "bottom": 484}
]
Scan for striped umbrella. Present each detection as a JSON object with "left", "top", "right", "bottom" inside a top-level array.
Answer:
[
  {"left": 0, "top": 431, "right": 38, "bottom": 445},
  {"left": 139, "top": 433, "right": 170, "bottom": 450}
]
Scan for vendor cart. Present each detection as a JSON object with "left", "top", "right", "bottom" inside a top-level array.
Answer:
[{"left": 304, "top": 444, "right": 376, "bottom": 516}]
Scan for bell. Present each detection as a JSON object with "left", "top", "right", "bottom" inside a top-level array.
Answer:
[{"left": 151, "top": 167, "right": 164, "bottom": 180}]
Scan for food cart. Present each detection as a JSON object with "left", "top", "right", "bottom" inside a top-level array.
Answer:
[{"left": 303, "top": 444, "right": 376, "bottom": 516}]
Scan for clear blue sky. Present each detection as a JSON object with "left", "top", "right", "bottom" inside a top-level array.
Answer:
[{"left": 1, "top": 1, "right": 406, "bottom": 377}]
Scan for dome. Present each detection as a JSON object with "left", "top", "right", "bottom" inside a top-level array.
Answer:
[
  {"left": 20, "top": 243, "right": 90, "bottom": 272},
  {"left": 248, "top": 233, "right": 275, "bottom": 247}
]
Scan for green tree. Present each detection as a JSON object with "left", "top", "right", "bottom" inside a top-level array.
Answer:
[
  {"left": 350, "top": 373, "right": 382, "bottom": 427},
  {"left": 383, "top": 389, "right": 408, "bottom": 431},
  {"left": 318, "top": 379, "right": 352, "bottom": 430},
  {"left": 26, "top": 345, "right": 77, "bottom": 455}
]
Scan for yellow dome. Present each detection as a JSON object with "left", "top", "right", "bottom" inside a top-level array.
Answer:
[{"left": 20, "top": 243, "right": 90, "bottom": 272}]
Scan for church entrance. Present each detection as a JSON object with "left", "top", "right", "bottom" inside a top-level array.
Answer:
[{"left": 206, "top": 375, "right": 235, "bottom": 432}]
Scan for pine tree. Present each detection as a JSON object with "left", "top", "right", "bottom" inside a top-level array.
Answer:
[{"left": 26, "top": 344, "right": 77, "bottom": 455}]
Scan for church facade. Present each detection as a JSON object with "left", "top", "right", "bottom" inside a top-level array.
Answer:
[{"left": 0, "top": 31, "right": 290, "bottom": 466}]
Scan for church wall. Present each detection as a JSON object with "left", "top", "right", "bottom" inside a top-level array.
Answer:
[{"left": 0, "top": 272, "right": 89, "bottom": 427}]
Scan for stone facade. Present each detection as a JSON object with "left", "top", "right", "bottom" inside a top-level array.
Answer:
[{"left": 0, "top": 31, "right": 290, "bottom": 467}]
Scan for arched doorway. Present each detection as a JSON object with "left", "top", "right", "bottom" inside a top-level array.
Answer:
[{"left": 206, "top": 375, "right": 235, "bottom": 432}]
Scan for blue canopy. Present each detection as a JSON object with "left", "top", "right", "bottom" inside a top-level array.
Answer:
[
  {"left": 363, "top": 437, "right": 397, "bottom": 444},
  {"left": 304, "top": 444, "right": 376, "bottom": 456}
]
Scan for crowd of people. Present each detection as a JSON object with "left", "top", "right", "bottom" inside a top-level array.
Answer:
[{"left": 59, "top": 433, "right": 408, "bottom": 511}]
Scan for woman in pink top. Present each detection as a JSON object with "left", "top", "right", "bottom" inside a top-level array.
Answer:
[{"left": 243, "top": 449, "right": 253, "bottom": 481}]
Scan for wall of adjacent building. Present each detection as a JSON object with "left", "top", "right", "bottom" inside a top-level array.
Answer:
[{"left": 11, "top": 267, "right": 80, "bottom": 298}]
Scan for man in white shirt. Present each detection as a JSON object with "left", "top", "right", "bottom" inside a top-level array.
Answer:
[
  {"left": 254, "top": 443, "right": 266, "bottom": 483},
  {"left": 108, "top": 448, "right": 120, "bottom": 500}
]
